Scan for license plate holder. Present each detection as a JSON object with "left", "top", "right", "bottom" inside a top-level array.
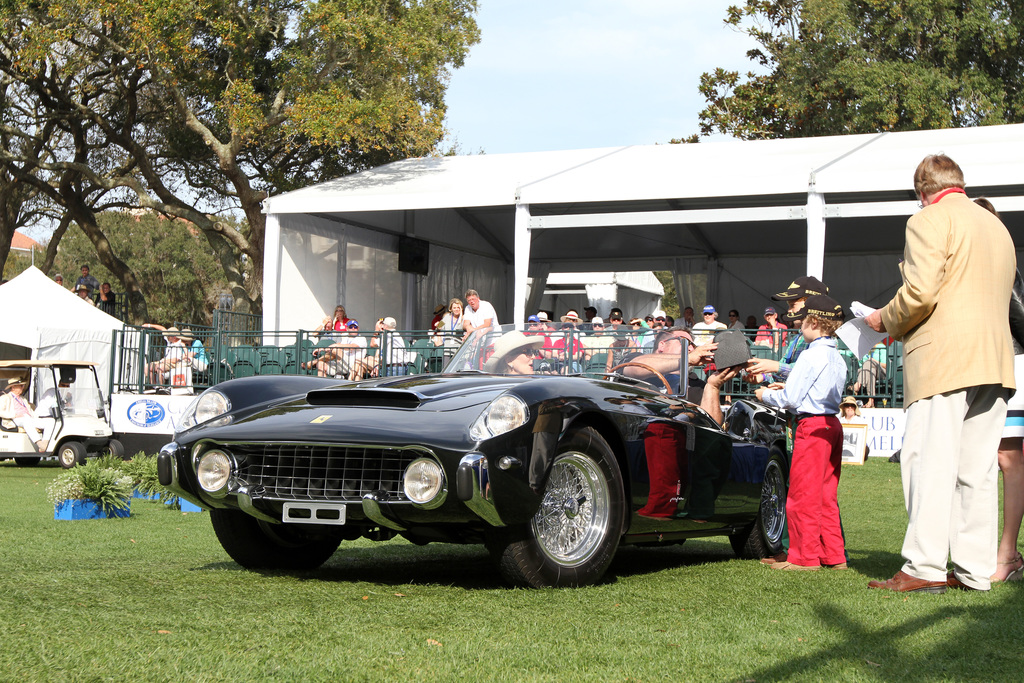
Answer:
[{"left": 282, "top": 502, "right": 347, "bottom": 525}]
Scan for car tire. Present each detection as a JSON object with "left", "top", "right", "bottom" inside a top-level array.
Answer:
[
  {"left": 14, "top": 456, "right": 41, "bottom": 467},
  {"left": 57, "top": 441, "right": 87, "bottom": 469},
  {"left": 209, "top": 508, "right": 342, "bottom": 571},
  {"left": 106, "top": 439, "right": 126, "bottom": 459},
  {"left": 731, "top": 444, "right": 788, "bottom": 559},
  {"left": 488, "top": 426, "right": 626, "bottom": 588}
]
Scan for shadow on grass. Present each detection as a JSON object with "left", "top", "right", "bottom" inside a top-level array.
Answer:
[
  {"left": 192, "top": 543, "right": 506, "bottom": 589},
  {"left": 738, "top": 585, "right": 1024, "bottom": 681},
  {"left": 190, "top": 537, "right": 747, "bottom": 589}
]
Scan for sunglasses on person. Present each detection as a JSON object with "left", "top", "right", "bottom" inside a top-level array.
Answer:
[{"left": 655, "top": 316, "right": 666, "bottom": 321}]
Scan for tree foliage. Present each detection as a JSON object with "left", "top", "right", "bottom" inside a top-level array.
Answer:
[
  {"left": 0, "top": 0, "right": 479, "bottom": 318},
  {"left": 49, "top": 212, "right": 232, "bottom": 325},
  {"left": 698, "top": 0, "right": 1024, "bottom": 139}
]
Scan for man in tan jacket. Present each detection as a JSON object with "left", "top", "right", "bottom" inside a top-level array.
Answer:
[{"left": 866, "top": 155, "right": 1016, "bottom": 593}]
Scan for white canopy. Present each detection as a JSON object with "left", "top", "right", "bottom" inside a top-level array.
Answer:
[
  {"left": 263, "top": 124, "right": 1024, "bottom": 328},
  {"left": 0, "top": 267, "right": 122, "bottom": 391}
]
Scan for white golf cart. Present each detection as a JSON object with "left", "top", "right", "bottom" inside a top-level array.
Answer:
[{"left": 0, "top": 360, "right": 123, "bottom": 468}]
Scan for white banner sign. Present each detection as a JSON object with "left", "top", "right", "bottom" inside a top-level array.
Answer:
[
  {"left": 110, "top": 393, "right": 195, "bottom": 435},
  {"left": 860, "top": 407, "right": 906, "bottom": 459}
]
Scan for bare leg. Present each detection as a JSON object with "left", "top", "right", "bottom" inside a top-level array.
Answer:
[{"left": 995, "top": 436, "right": 1024, "bottom": 578}]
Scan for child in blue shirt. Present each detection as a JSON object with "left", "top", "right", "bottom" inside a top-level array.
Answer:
[{"left": 756, "top": 295, "right": 847, "bottom": 570}]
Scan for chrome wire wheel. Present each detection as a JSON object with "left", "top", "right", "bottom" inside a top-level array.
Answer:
[
  {"left": 760, "top": 457, "right": 786, "bottom": 546},
  {"left": 531, "top": 451, "right": 611, "bottom": 566}
]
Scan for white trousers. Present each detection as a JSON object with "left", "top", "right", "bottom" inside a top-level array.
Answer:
[
  {"left": 900, "top": 384, "right": 1007, "bottom": 589},
  {"left": 14, "top": 415, "right": 53, "bottom": 443}
]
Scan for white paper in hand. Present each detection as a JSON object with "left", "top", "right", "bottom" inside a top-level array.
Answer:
[{"left": 837, "top": 301, "right": 889, "bottom": 359}]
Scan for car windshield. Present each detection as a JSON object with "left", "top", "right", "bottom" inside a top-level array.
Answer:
[
  {"left": 444, "top": 323, "right": 689, "bottom": 393},
  {"left": 32, "top": 365, "right": 105, "bottom": 418}
]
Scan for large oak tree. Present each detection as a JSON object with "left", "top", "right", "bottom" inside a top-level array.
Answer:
[
  {"left": 0, "top": 0, "right": 479, "bottom": 320},
  {"left": 698, "top": 0, "right": 1024, "bottom": 139}
]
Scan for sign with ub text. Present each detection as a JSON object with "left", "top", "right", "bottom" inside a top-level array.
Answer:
[{"left": 860, "top": 408, "right": 906, "bottom": 459}]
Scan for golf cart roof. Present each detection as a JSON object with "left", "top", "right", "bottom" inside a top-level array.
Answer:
[{"left": 0, "top": 360, "right": 97, "bottom": 369}]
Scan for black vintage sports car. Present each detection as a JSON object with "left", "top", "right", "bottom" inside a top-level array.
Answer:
[{"left": 159, "top": 325, "right": 788, "bottom": 587}]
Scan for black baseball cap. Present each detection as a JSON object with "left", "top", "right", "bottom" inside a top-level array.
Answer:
[
  {"left": 803, "top": 295, "right": 845, "bottom": 322},
  {"left": 772, "top": 276, "right": 829, "bottom": 301}
]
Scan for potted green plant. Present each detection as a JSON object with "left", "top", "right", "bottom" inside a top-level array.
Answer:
[
  {"left": 119, "top": 453, "right": 167, "bottom": 501},
  {"left": 46, "top": 458, "right": 134, "bottom": 520}
]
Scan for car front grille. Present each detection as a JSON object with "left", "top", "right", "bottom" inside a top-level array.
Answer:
[{"left": 225, "top": 442, "right": 427, "bottom": 502}]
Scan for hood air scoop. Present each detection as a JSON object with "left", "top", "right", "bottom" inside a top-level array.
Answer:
[{"left": 306, "top": 388, "right": 424, "bottom": 409}]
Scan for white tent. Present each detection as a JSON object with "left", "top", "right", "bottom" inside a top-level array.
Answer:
[
  {"left": 0, "top": 267, "right": 122, "bottom": 392},
  {"left": 262, "top": 124, "right": 1024, "bottom": 329},
  {"left": 540, "top": 272, "right": 664, "bottom": 320}
]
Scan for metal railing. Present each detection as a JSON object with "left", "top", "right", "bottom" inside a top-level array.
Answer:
[{"left": 108, "top": 323, "right": 906, "bottom": 407}]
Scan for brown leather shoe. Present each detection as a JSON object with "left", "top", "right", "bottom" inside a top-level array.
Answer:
[
  {"left": 760, "top": 552, "right": 787, "bottom": 565},
  {"left": 824, "top": 562, "right": 848, "bottom": 570},
  {"left": 867, "top": 570, "right": 947, "bottom": 593},
  {"left": 946, "top": 572, "right": 984, "bottom": 591}
]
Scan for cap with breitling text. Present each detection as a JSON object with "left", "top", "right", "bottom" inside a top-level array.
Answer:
[
  {"left": 771, "top": 276, "right": 829, "bottom": 301},
  {"left": 802, "top": 295, "right": 845, "bottom": 322}
]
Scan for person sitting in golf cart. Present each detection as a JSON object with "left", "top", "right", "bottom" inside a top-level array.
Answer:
[{"left": 0, "top": 377, "right": 49, "bottom": 452}]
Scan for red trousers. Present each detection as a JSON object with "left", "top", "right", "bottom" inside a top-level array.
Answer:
[{"left": 787, "top": 415, "right": 845, "bottom": 567}]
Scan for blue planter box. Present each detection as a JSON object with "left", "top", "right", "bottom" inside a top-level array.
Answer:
[
  {"left": 132, "top": 489, "right": 161, "bottom": 500},
  {"left": 166, "top": 498, "right": 205, "bottom": 513},
  {"left": 55, "top": 499, "right": 131, "bottom": 520}
]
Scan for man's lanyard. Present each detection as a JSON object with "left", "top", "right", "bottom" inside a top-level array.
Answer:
[{"left": 931, "top": 187, "right": 965, "bottom": 204}]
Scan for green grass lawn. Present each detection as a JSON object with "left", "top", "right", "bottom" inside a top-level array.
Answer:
[{"left": 2, "top": 459, "right": 1021, "bottom": 682}]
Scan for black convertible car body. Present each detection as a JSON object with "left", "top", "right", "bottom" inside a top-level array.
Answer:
[{"left": 159, "top": 325, "right": 788, "bottom": 587}]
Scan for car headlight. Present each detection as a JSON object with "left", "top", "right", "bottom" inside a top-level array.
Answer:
[
  {"left": 403, "top": 458, "right": 446, "bottom": 507},
  {"left": 470, "top": 394, "right": 529, "bottom": 440},
  {"left": 179, "top": 390, "right": 232, "bottom": 430},
  {"left": 196, "top": 449, "right": 232, "bottom": 496}
]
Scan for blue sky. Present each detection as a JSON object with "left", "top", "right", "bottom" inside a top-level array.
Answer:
[{"left": 442, "top": 1, "right": 763, "bottom": 154}]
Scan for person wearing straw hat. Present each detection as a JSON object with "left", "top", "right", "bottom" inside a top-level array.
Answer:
[
  {"left": 484, "top": 331, "right": 545, "bottom": 375},
  {"left": 0, "top": 378, "right": 49, "bottom": 451},
  {"left": 141, "top": 324, "right": 193, "bottom": 386},
  {"left": 838, "top": 396, "right": 866, "bottom": 425}
]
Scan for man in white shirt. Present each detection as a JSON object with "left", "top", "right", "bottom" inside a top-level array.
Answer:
[
  {"left": 463, "top": 289, "right": 499, "bottom": 334},
  {"left": 691, "top": 305, "right": 727, "bottom": 346}
]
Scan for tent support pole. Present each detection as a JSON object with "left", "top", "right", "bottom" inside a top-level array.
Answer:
[
  {"left": 263, "top": 213, "right": 282, "bottom": 337},
  {"left": 806, "top": 183, "right": 826, "bottom": 279},
  {"left": 514, "top": 203, "right": 532, "bottom": 325}
]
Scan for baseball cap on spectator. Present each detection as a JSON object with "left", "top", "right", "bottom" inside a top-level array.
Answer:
[
  {"left": 803, "top": 295, "right": 845, "bottom": 322},
  {"left": 527, "top": 315, "right": 540, "bottom": 323},
  {"left": 383, "top": 316, "right": 397, "bottom": 328},
  {"left": 608, "top": 313, "right": 623, "bottom": 322},
  {"left": 771, "top": 276, "right": 829, "bottom": 301},
  {"left": 591, "top": 317, "right": 605, "bottom": 325},
  {"left": 346, "top": 320, "right": 359, "bottom": 328},
  {"left": 536, "top": 312, "right": 550, "bottom": 322},
  {"left": 652, "top": 309, "right": 666, "bottom": 318},
  {"left": 764, "top": 307, "right": 777, "bottom": 316},
  {"left": 702, "top": 305, "right": 716, "bottom": 315}
]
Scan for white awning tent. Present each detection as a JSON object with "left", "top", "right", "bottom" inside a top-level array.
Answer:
[
  {"left": 0, "top": 267, "right": 122, "bottom": 392},
  {"left": 263, "top": 124, "right": 1024, "bottom": 329},
  {"left": 540, "top": 272, "right": 665, "bottom": 321}
]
